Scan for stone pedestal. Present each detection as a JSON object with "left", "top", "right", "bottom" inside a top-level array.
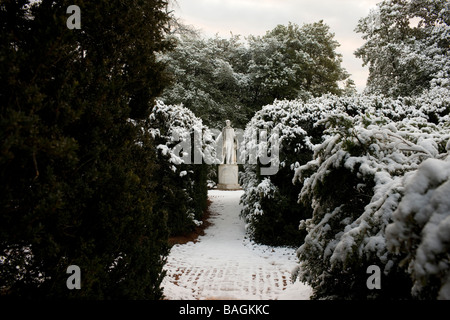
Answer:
[{"left": 217, "top": 164, "right": 240, "bottom": 190}]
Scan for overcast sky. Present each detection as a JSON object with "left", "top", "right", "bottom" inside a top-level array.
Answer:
[{"left": 172, "top": 0, "right": 382, "bottom": 92}]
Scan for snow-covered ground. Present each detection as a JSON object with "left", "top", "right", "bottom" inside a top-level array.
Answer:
[{"left": 162, "top": 189, "right": 312, "bottom": 300}]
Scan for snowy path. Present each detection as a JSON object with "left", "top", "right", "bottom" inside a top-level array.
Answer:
[{"left": 162, "top": 190, "right": 312, "bottom": 300}]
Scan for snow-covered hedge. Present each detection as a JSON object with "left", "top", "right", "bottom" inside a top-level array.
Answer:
[
  {"left": 386, "top": 158, "right": 450, "bottom": 300},
  {"left": 240, "top": 88, "right": 450, "bottom": 298},
  {"left": 148, "top": 101, "right": 214, "bottom": 236},
  {"left": 290, "top": 91, "right": 449, "bottom": 299},
  {"left": 239, "top": 93, "right": 437, "bottom": 246},
  {"left": 239, "top": 98, "right": 329, "bottom": 245}
]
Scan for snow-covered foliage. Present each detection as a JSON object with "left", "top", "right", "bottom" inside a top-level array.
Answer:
[
  {"left": 355, "top": 0, "right": 450, "bottom": 97},
  {"left": 239, "top": 98, "right": 333, "bottom": 245},
  {"left": 239, "top": 84, "right": 450, "bottom": 298},
  {"left": 288, "top": 89, "right": 450, "bottom": 299},
  {"left": 247, "top": 21, "right": 348, "bottom": 101},
  {"left": 240, "top": 91, "right": 446, "bottom": 245},
  {"left": 159, "top": 34, "right": 252, "bottom": 129},
  {"left": 147, "top": 101, "right": 213, "bottom": 235},
  {"left": 160, "top": 21, "right": 351, "bottom": 129},
  {"left": 149, "top": 100, "right": 217, "bottom": 168},
  {"left": 293, "top": 114, "right": 449, "bottom": 299},
  {"left": 239, "top": 95, "right": 368, "bottom": 244},
  {"left": 386, "top": 158, "right": 450, "bottom": 300}
]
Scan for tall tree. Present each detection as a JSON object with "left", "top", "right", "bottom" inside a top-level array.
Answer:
[
  {"left": 161, "top": 21, "right": 351, "bottom": 129},
  {"left": 355, "top": 0, "right": 450, "bottom": 97},
  {"left": 248, "top": 21, "right": 349, "bottom": 106},
  {"left": 160, "top": 34, "right": 250, "bottom": 129},
  {"left": 0, "top": 0, "right": 172, "bottom": 299}
]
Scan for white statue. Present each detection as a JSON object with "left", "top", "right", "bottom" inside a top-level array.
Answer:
[{"left": 222, "top": 120, "right": 238, "bottom": 164}]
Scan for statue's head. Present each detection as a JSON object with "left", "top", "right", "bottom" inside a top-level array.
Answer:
[{"left": 225, "top": 120, "right": 231, "bottom": 127}]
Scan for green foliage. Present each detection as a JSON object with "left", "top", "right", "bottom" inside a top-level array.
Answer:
[
  {"left": 148, "top": 101, "right": 210, "bottom": 237},
  {"left": 161, "top": 21, "right": 351, "bottom": 129},
  {"left": 386, "top": 158, "right": 450, "bottom": 300},
  {"left": 240, "top": 100, "right": 324, "bottom": 247},
  {"left": 355, "top": 0, "right": 450, "bottom": 97},
  {"left": 249, "top": 21, "right": 348, "bottom": 105},
  {"left": 159, "top": 34, "right": 250, "bottom": 129},
  {"left": 294, "top": 105, "right": 449, "bottom": 300},
  {"left": 1, "top": 0, "right": 172, "bottom": 299}
]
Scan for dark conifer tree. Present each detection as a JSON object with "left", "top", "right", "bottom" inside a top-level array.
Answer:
[{"left": 0, "top": 0, "right": 172, "bottom": 299}]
